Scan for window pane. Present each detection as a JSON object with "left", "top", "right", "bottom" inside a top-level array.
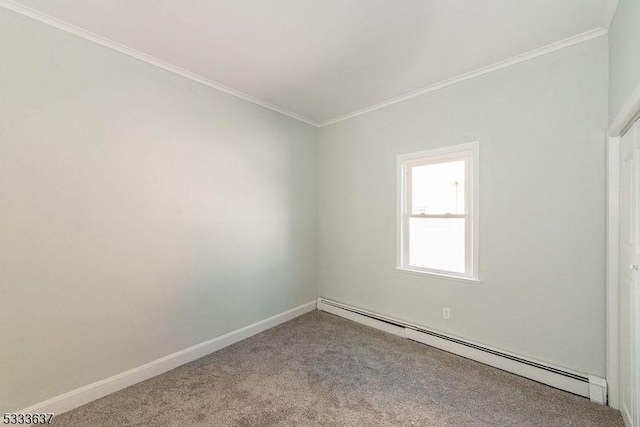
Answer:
[
  {"left": 411, "top": 160, "right": 465, "bottom": 215},
  {"left": 408, "top": 217, "right": 465, "bottom": 273}
]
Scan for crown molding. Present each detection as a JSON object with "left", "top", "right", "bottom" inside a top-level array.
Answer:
[
  {"left": 0, "top": 0, "right": 321, "bottom": 127},
  {"left": 1, "top": 0, "right": 608, "bottom": 130},
  {"left": 318, "top": 27, "right": 608, "bottom": 127}
]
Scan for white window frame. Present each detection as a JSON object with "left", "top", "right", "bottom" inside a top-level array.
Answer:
[{"left": 396, "top": 142, "right": 480, "bottom": 283}]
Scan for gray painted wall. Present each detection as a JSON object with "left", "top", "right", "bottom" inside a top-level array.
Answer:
[
  {"left": 318, "top": 37, "right": 608, "bottom": 376},
  {"left": 609, "top": 0, "right": 640, "bottom": 123},
  {"left": 1, "top": 3, "right": 615, "bottom": 413},
  {"left": 0, "top": 9, "right": 318, "bottom": 411}
]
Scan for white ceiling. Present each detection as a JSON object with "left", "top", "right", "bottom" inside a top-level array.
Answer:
[{"left": 8, "top": 0, "right": 617, "bottom": 125}]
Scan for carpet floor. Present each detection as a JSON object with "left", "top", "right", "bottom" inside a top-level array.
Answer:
[{"left": 51, "top": 311, "right": 624, "bottom": 426}]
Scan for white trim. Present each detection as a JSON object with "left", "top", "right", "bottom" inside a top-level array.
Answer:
[
  {"left": 17, "top": 301, "right": 316, "bottom": 417},
  {"left": 396, "top": 142, "right": 479, "bottom": 281},
  {"left": 317, "top": 297, "right": 606, "bottom": 402},
  {"left": 635, "top": 282, "right": 640, "bottom": 427},
  {"left": 394, "top": 267, "right": 481, "bottom": 284},
  {"left": 609, "top": 80, "right": 640, "bottom": 137},
  {"left": 633, "top": 279, "right": 640, "bottom": 427},
  {"left": 319, "top": 28, "right": 608, "bottom": 127},
  {"left": 589, "top": 375, "right": 608, "bottom": 405},
  {"left": 606, "top": 78, "right": 640, "bottom": 413},
  {"left": 607, "top": 135, "right": 621, "bottom": 409},
  {"left": 0, "top": 0, "right": 320, "bottom": 127},
  {"left": 0, "top": 0, "right": 608, "bottom": 129}
]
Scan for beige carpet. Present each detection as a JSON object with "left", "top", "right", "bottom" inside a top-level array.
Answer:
[{"left": 51, "top": 311, "right": 624, "bottom": 426}]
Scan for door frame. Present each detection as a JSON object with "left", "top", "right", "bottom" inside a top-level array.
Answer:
[{"left": 607, "top": 80, "right": 640, "bottom": 411}]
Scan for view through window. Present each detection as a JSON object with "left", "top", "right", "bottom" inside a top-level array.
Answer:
[{"left": 397, "top": 142, "right": 479, "bottom": 280}]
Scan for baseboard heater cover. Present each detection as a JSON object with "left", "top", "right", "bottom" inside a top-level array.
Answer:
[{"left": 316, "top": 297, "right": 607, "bottom": 405}]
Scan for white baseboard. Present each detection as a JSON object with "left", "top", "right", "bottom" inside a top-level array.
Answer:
[
  {"left": 18, "top": 301, "right": 316, "bottom": 416},
  {"left": 316, "top": 297, "right": 607, "bottom": 404}
]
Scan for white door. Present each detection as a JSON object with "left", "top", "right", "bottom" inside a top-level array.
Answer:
[{"left": 620, "top": 117, "right": 640, "bottom": 427}]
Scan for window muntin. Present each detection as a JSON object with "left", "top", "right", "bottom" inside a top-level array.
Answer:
[{"left": 397, "top": 143, "right": 478, "bottom": 281}]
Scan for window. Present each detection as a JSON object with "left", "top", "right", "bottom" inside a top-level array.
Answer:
[{"left": 396, "top": 142, "right": 479, "bottom": 282}]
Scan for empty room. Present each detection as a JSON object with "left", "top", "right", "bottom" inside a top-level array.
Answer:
[{"left": 2, "top": 0, "right": 639, "bottom": 426}]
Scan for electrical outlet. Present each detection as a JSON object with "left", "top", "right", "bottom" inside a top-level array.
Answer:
[{"left": 442, "top": 307, "right": 451, "bottom": 319}]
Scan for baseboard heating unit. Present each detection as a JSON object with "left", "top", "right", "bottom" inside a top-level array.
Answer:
[{"left": 316, "top": 297, "right": 607, "bottom": 405}]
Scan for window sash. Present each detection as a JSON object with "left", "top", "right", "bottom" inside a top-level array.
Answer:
[
  {"left": 404, "top": 216, "right": 470, "bottom": 276},
  {"left": 400, "top": 148, "right": 475, "bottom": 278},
  {"left": 406, "top": 156, "right": 470, "bottom": 217}
]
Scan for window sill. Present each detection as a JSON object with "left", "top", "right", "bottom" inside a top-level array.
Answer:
[{"left": 394, "top": 267, "right": 481, "bottom": 284}]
